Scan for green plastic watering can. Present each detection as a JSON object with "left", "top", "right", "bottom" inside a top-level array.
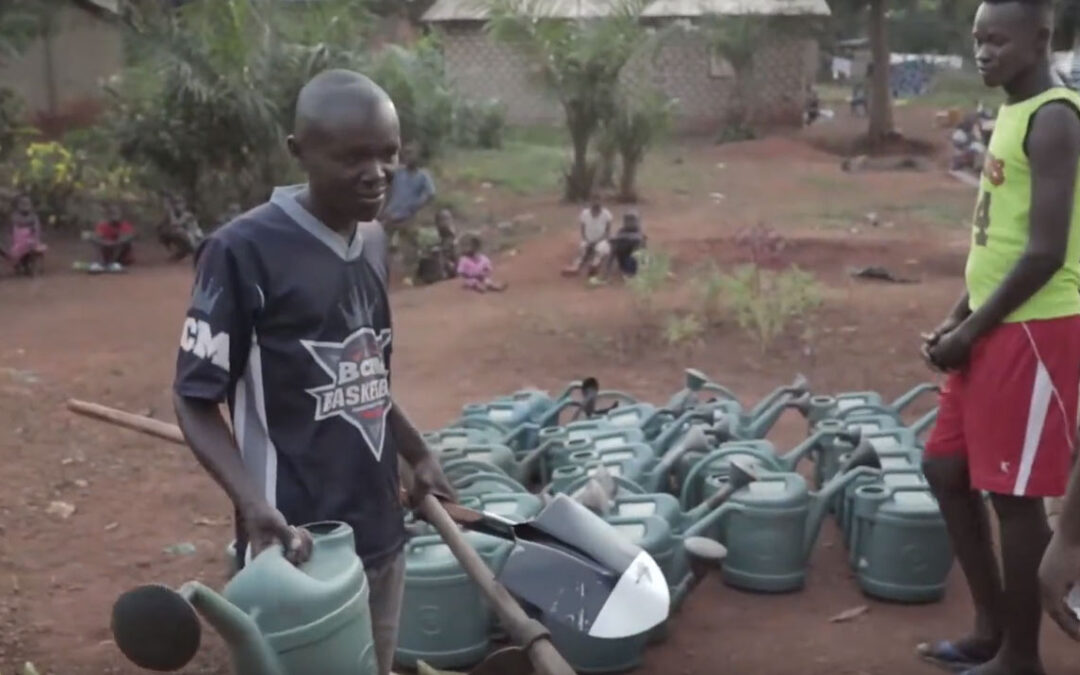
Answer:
[
  {"left": 848, "top": 479, "right": 953, "bottom": 603},
  {"left": 797, "top": 382, "right": 939, "bottom": 429},
  {"left": 705, "top": 465, "right": 883, "bottom": 593},
  {"left": 676, "top": 420, "right": 860, "bottom": 508},
  {"left": 111, "top": 522, "right": 378, "bottom": 675}
]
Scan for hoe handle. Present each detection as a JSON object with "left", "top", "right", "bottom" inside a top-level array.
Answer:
[{"left": 67, "top": 399, "right": 187, "bottom": 445}]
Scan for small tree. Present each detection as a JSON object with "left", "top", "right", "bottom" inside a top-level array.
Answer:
[
  {"left": 702, "top": 14, "right": 769, "bottom": 131},
  {"left": 486, "top": 0, "right": 648, "bottom": 202},
  {"left": 608, "top": 90, "right": 675, "bottom": 202}
]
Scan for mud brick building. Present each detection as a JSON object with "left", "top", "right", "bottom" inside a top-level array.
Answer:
[{"left": 422, "top": 0, "right": 828, "bottom": 132}]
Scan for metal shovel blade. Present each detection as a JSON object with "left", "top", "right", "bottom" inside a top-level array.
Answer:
[
  {"left": 492, "top": 494, "right": 670, "bottom": 640},
  {"left": 111, "top": 584, "right": 201, "bottom": 671}
]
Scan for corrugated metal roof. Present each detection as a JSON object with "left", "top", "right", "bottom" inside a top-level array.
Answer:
[{"left": 422, "top": 0, "right": 830, "bottom": 21}]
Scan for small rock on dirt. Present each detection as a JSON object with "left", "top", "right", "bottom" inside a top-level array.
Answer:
[
  {"left": 828, "top": 605, "right": 870, "bottom": 623},
  {"left": 46, "top": 501, "right": 76, "bottom": 519},
  {"left": 164, "top": 542, "right": 198, "bottom": 556}
]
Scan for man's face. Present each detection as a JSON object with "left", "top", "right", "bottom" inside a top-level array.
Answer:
[
  {"left": 291, "top": 99, "right": 401, "bottom": 223},
  {"left": 590, "top": 203, "right": 601, "bottom": 216},
  {"left": 15, "top": 196, "right": 30, "bottom": 213},
  {"left": 107, "top": 206, "right": 121, "bottom": 222},
  {"left": 973, "top": 2, "right": 1046, "bottom": 88}
]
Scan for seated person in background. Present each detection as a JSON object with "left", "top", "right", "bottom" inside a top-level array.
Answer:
[
  {"left": 7, "top": 193, "right": 47, "bottom": 276},
  {"left": 157, "top": 194, "right": 205, "bottom": 262},
  {"left": 563, "top": 200, "right": 613, "bottom": 277},
  {"left": 606, "top": 210, "right": 647, "bottom": 278},
  {"left": 457, "top": 233, "right": 506, "bottom": 293},
  {"left": 89, "top": 204, "right": 136, "bottom": 272}
]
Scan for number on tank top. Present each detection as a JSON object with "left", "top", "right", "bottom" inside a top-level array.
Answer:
[{"left": 974, "top": 191, "right": 991, "bottom": 246}]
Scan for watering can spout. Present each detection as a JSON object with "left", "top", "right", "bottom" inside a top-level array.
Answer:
[
  {"left": 745, "top": 374, "right": 810, "bottom": 437},
  {"left": 803, "top": 466, "right": 881, "bottom": 561},
  {"left": 181, "top": 581, "right": 287, "bottom": 675}
]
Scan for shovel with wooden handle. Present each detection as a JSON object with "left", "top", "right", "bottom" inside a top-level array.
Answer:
[{"left": 64, "top": 399, "right": 579, "bottom": 675}]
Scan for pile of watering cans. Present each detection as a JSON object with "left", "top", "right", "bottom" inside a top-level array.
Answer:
[{"left": 398, "top": 369, "right": 955, "bottom": 674}]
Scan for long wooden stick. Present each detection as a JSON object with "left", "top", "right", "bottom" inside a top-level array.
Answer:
[{"left": 66, "top": 398, "right": 571, "bottom": 675}]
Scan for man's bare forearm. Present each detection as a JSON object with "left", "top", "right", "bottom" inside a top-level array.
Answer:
[
  {"left": 387, "top": 401, "right": 435, "bottom": 467},
  {"left": 946, "top": 290, "right": 972, "bottom": 322},
  {"left": 173, "top": 392, "right": 264, "bottom": 511},
  {"left": 961, "top": 254, "right": 1062, "bottom": 339}
]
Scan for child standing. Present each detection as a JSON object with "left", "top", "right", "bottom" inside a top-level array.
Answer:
[{"left": 456, "top": 234, "right": 506, "bottom": 292}]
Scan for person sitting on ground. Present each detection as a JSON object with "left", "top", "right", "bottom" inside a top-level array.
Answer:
[
  {"left": 606, "top": 210, "right": 647, "bottom": 279},
  {"left": 457, "top": 233, "right": 506, "bottom": 293},
  {"left": 157, "top": 194, "right": 205, "bottom": 263},
  {"left": 7, "top": 193, "right": 46, "bottom": 277},
  {"left": 89, "top": 204, "right": 136, "bottom": 272},
  {"left": 563, "top": 200, "right": 613, "bottom": 277}
]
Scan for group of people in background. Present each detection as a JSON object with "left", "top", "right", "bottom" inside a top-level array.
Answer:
[
  {"left": 2, "top": 191, "right": 210, "bottom": 277},
  {"left": 563, "top": 200, "right": 647, "bottom": 284}
]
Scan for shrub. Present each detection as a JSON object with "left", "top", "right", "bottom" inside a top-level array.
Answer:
[{"left": 720, "top": 264, "right": 822, "bottom": 352}]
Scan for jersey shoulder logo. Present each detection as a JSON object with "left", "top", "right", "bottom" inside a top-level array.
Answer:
[
  {"left": 179, "top": 272, "right": 229, "bottom": 371},
  {"left": 982, "top": 151, "right": 1005, "bottom": 187},
  {"left": 301, "top": 327, "right": 393, "bottom": 460}
]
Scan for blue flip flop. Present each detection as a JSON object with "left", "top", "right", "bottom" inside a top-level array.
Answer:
[{"left": 916, "top": 640, "right": 991, "bottom": 672}]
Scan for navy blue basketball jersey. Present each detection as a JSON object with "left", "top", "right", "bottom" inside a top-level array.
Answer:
[{"left": 173, "top": 184, "right": 405, "bottom": 568}]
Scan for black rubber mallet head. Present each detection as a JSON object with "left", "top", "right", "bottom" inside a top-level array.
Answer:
[{"left": 111, "top": 584, "right": 201, "bottom": 671}]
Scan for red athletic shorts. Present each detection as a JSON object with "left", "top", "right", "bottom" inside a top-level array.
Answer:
[{"left": 924, "top": 316, "right": 1080, "bottom": 497}]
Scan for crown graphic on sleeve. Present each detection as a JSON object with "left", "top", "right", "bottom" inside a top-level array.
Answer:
[
  {"left": 190, "top": 272, "right": 224, "bottom": 316},
  {"left": 340, "top": 285, "right": 375, "bottom": 330}
]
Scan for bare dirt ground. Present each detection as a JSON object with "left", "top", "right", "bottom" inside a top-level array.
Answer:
[{"left": 2, "top": 105, "right": 1076, "bottom": 674}]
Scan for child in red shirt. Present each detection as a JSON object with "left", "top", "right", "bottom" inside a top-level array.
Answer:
[{"left": 90, "top": 204, "right": 136, "bottom": 271}]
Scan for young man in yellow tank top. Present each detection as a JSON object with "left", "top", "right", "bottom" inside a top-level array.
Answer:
[{"left": 915, "top": 0, "right": 1080, "bottom": 673}]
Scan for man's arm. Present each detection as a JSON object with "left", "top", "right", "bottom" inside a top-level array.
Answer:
[
  {"left": 959, "top": 102, "right": 1080, "bottom": 340},
  {"left": 387, "top": 401, "right": 457, "bottom": 503},
  {"left": 174, "top": 395, "right": 265, "bottom": 511}
]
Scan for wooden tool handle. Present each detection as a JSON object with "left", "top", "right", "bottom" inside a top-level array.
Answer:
[
  {"left": 66, "top": 399, "right": 576, "bottom": 674},
  {"left": 67, "top": 399, "right": 187, "bottom": 445},
  {"left": 418, "top": 495, "right": 576, "bottom": 675}
]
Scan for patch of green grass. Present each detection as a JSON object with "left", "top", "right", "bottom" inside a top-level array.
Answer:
[
  {"left": 437, "top": 140, "right": 567, "bottom": 195},
  {"left": 504, "top": 124, "right": 568, "bottom": 147},
  {"left": 800, "top": 172, "right": 847, "bottom": 192},
  {"left": 919, "top": 69, "right": 1005, "bottom": 109}
]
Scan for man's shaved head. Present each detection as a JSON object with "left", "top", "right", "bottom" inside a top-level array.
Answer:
[
  {"left": 973, "top": 0, "right": 1054, "bottom": 90},
  {"left": 286, "top": 69, "right": 402, "bottom": 227},
  {"left": 293, "top": 69, "right": 396, "bottom": 139}
]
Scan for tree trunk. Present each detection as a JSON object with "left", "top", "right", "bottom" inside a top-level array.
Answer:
[
  {"left": 618, "top": 154, "right": 640, "bottom": 203},
  {"left": 867, "top": 0, "right": 894, "bottom": 148},
  {"left": 565, "top": 110, "right": 594, "bottom": 202},
  {"left": 597, "top": 145, "right": 616, "bottom": 189}
]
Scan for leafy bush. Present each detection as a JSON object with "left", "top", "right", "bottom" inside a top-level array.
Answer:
[
  {"left": 0, "top": 87, "right": 26, "bottom": 161},
  {"left": 663, "top": 312, "right": 704, "bottom": 347},
  {"left": 12, "top": 141, "right": 84, "bottom": 228},
  {"left": 370, "top": 39, "right": 457, "bottom": 160},
  {"left": 692, "top": 261, "right": 726, "bottom": 326},
  {"left": 720, "top": 264, "right": 822, "bottom": 352},
  {"left": 626, "top": 248, "right": 672, "bottom": 316},
  {"left": 453, "top": 98, "right": 507, "bottom": 149}
]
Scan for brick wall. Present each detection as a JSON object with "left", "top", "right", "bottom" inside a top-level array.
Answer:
[{"left": 437, "top": 21, "right": 817, "bottom": 133}]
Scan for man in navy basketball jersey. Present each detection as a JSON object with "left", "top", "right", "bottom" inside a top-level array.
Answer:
[{"left": 172, "top": 69, "right": 454, "bottom": 675}]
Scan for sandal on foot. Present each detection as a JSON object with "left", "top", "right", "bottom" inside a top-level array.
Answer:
[{"left": 916, "top": 640, "right": 992, "bottom": 672}]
